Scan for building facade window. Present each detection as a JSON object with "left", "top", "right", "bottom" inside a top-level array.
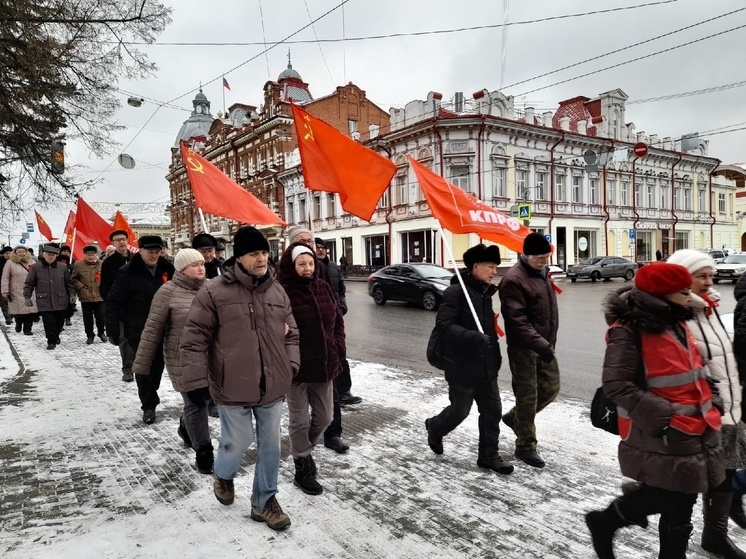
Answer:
[
  {"left": 660, "top": 185, "right": 669, "bottom": 210},
  {"left": 607, "top": 179, "right": 616, "bottom": 205},
  {"left": 646, "top": 182, "right": 655, "bottom": 208},
  {"left": 574, "top": 229, "right": 597, "bottom": 261},
  {"left": 327, "top": 193, "right": 336, "bottom": 217},
  {"left": 348, "top": 120, "right": 358, "bottom": 134},
  {"left": 397, "top": 175, "right": 407, "bottom": 205},
  {"left": 287, "top": 201, "right": 295, "bottom": 224},
  {"left": 299, "top": 198, "right": 307, "bottom": 222},
  {"left": 621, "top": 180, "right": 630, "bottom": 206},
  {"left": 555, "top": 173, "right": 566, "bottom": 202},
  {"left": 684, "top": 184, "right": 692, "bottom": 210},
  {"left": 699, "top": 188, "right": 707, "bottom": 212},
  {"left": 675, "top": 231, "right": 688, "bottom": 251},
  {"left": 365, "top": 235, "right": 389, "bottom": 267},
  {"left": 674, "top": 185, "right": 683, "bottom": 210},
  {"left": 450, "top": 166, "right": 470, "bottom": 193},
  {"left": 636, "top": 231, "right": 655, "bottom": 262},
  {"left": 401, "top": 230, "right": 433, "bottom": 263},
  {"left": 379, "top": 189, "right": 389, "bottom": 209},
  {"left": 719, "top": 192, "right": 726, "bottom": 213},
  {"left": 590, "top": 178, "right": 598, "bottom": 205},
  {"left": 634, "top": 179, "right": 642, "bottom": 207},
  {"left": 314, "top": 195, "right": 322, "bottom": 219},
  {"left": 516, "top": 170, "right": 527, "bottom": 199},
  {"left": 492, "top": 165, "right": 506, "bottom": 198},
  {"left": 410, "top": 179, "right": 420, "bottom": 204},
  {"left": 535, "top": 172, "right": 546, "bottom": 200},
  {"left": 572, "top": 176, "right": 582, "bottom": 203}
]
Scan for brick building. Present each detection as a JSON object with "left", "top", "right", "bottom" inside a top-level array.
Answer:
[{"left": 165, "top": 59, "right": 389, "bottom": 258}]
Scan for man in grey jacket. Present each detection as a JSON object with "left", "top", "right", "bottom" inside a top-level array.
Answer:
[
  {"left": 498, "top": 233, "right": 560, "bottom": 469},
  {"left": 180, "top": 226, "right": 300, "bottom": 532},
  {"left": 24, "top": 244, "right": 76, "bottom": 350}
]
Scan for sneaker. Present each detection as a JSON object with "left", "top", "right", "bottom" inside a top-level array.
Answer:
[
  {"left": 324, "top": 436, "right": 350, "bottom": 454},
  {"left": 122, "top": 370, "right": 134, "bottom": 383},
  {"left": 213, "top": 474, "right": 234, "bottom": 505},
  {"left": 515, "top": 448, "right": 546, "bottom": 468},
  {"left": 477, "top": 455, "right": 515, "bottom": 475},
  {"left": 339, "top": 391, "right": 362, "bottom": 406},
  {"left": 98, "top": 333, "right": 108, "bottom": 343},
  {"left": 251, "top": 495, "right": 291, "bottom": 531},
  {"left": 142, "top": 409, "right": 156, "bottom": 424},
  {"left": 86, "top": 337, "right": 95, "bottom": 345},
  {"left": 46, "top": 343, "right": 56, "bottom": 350},
  {"left": 425, "top": 418, "right": 443, "bottom": 455}
]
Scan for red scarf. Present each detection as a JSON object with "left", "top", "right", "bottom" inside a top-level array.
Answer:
[{"left": 702, "top": 293, "right": 719, "bottom": 316}]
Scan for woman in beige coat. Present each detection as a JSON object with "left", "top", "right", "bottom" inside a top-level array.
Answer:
[
  {"left": 133, "top": 249, "right": 211, "bottom": 473},
  {"left": 0, "top": 246, "right": 38, "bottom": 334}
]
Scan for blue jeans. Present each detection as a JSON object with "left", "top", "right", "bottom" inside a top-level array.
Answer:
[{"left": 214, "top": 400, "right": 283, "bottom": 509}]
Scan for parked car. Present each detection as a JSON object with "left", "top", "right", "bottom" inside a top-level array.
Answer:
[
  {"left": 714, "top": 254, "right": 746, "bottom": 283},
  {"left": 566, "top": 256, "right": 638, "bottom": 283},
  {"left": 721, "top": 312, "right": 734, "bottom": 341},
  {"left": 698, "top": 248, "right": 727, "bottom": 264},
  {"left": 368, "top": 263, "right": 453, "bottom": 311}
]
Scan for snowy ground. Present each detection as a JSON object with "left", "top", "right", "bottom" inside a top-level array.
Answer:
[{"left": 0, "top": 319, "right": 738, "bottom": 558}]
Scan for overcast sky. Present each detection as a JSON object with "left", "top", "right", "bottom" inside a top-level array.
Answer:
[{"left": 19, "top": 0, "right": 746, "bottom": 243}]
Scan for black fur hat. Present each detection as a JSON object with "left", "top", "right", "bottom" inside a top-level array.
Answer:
[
  {"left": 463, "top": 243, "right": 501, "bottom": 270},
  {"left": 523, "top": 233, "right": 551, "bottom": 256},
  {"left": 192, "top": 233, "right": 217, "bottom": 250}
]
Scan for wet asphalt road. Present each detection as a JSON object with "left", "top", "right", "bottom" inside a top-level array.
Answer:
[{"left": 343, "top": 277, "right": 739, "bottom": 403}]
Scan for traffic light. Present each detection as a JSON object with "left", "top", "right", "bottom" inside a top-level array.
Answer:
[{"left": 51, "top": 140, "right": 65, "bottom": 174}]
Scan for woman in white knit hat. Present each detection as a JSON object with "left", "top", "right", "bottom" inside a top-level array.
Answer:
[
  {"left": 133, "top": 248, "right": 214, "bottom": 474},
  {"left": 667, "top": 248, "right": 746, "bottom": 558}
]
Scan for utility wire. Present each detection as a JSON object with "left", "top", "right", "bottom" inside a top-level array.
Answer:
[
  {"left": 303, "top": 0, "right": 336, "bottom": 86},
  {"left": 113, "top": 0, "right": 681, "bottom": 47},
  {"left": 627, "top": 80, "right": 746, "bottom": 105},
  {"left": 258, "top": 0, "right": 271, "bottom": 80},
  {"left": 505, "top": 7, "right": 746, "bottom": 90},
  {"left": 515, "top": 22, "right": 746, "bottom": 97}
]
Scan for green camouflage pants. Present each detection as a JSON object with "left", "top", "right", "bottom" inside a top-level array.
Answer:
[{"left": 504, "top": 346, "right": 560, "bottom": 452}]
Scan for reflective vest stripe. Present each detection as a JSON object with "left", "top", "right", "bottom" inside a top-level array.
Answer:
[{"left": 646, "top": 367, "right": 708, "bottom": 388}]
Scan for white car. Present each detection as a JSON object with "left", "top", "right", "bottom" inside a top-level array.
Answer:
[
  {"left": 721, "top": 312, "right": 734, "bottom": 340},
  {"left": 714, "top": 254, "right": 746, "bottom": 284}
]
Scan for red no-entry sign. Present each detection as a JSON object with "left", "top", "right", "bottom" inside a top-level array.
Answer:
[{"left": 633, "top": 142, "right": 648, "bottom": 158}]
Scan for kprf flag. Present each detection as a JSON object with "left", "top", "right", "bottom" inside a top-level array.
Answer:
[
  {"left": 35, "top": 211, "right": 53, "bottom": 241},
  {"left": 409, "top": 156, "right": 532, "bottom": 254},
  {"left": 75, "top": 197, "right": 114, "bottom": 251},
  {"left": 223, "top": 77, "right": 230, "bottom": 90},
  {"left": 179, "top": 143, "right": 285, "bottom": 226},
  {"left": 290, "top": 102, "right": 396, "bottom": 222}
]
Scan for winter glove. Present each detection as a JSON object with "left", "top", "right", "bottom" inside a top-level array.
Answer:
[
  {"left": 69, "top": 295, "right": 77, "bottom": 306},
  {"left": 464, "top": 330, "right": 490, "bottom": 347},
  {"left": 186, "top": 387, "right": 210, "bottom": 409},
  {"left": 24, "top": 297, "right": 33, "bottom": 307},
  {"left": 538, "top": 346, "right": 554, "bottom": 363}
]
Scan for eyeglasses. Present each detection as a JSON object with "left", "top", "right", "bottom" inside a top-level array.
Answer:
[{"left": 527, "top": 253, "right": 551, "bottom": 261}]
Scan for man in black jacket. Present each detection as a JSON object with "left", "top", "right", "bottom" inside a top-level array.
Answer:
[
  {"left": 192, "top": 233, "right": 223, "bottom": 279},
  {"left": 105, "top": 235, "right": 174, "bottom": 424},
  {"left": 425, "top": 244, "right": 513, "bottom": 475},
  {"left": 101, "top": 229, "right": 134, "bottom": 381}
]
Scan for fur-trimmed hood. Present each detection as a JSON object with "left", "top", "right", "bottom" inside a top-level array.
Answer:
[
  {"left": 10, "top": 252, "right": 31, "bottom": 264},
  {"left": 603, "top": 285, "right": 692, "bottom": 334}
]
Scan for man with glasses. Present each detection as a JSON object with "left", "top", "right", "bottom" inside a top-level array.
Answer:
[
  {"left": 192, "top": 233, "right": 223, "bottom": 279},
  {"left": 498, "top": 233, "right": 560, "bottom": 469}
]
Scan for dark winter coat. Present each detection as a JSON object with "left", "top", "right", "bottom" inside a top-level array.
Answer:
[
  {"left": 437, "top": 272, "right": 501, "bottom": 384},
  {"left": 100, "top": 251, "right": 131, "bottom": 300},
  {"left": 179, "top": 257, "right": 300, "bottom": 406},
  {"left": 205, "top": 258, "right": 223, "bottom": 279},
  {"left": 278, "top": 242, "right": 345, "bottom": 384},
  {"left": 322, "top": 256, "right": 347, "bottom": 315},
  {"left": 104, "top": 254, "right": 174, "bottom": 346},
  {"left": 602, "top": 286, "right": 724, "bottom": 493},
  {"left": 133, "top": 271, "right": 205, "bottom": 392},
  {"left": 71, "top": 259, "right": 103, "bottom": 303},
  {"left": 733, "top": 274, "right": 746, "bottom": 383},
  {"left": 24, "top": 259, "right": 76, "bottom": 312},
  {"left": 498, "top": 256, "right": 559, "bottom": 354}
]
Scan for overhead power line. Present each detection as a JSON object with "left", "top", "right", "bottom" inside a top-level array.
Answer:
[
  {"left": 515, "top": 22, "right": 746, "bottom": 97},
  {"left": 628, "top": 80, "right": 746, "bottom": 105},
  {"left": 112, "top": 0, "right": 680, "bottom": 47},
  {"left": 504, "top": 7, "right": 746, "bottom": 90}
]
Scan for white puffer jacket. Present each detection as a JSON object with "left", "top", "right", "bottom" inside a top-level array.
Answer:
[{"left": 688, "top": 289, "right": 741, "bottom": 426}]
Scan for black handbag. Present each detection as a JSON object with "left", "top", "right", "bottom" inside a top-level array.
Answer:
[{"left": 590, "top": 387, "right": 619, "bottom": 435}]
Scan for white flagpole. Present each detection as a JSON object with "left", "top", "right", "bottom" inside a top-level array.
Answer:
[
  {"left": 434, "top": 219, "right": 483, "bottom": 334},
  {"left": 198, "top": 207, "right": 208, "bottom": 233},
  {"left": 70, "top": 227, "right": 77, "bottom": 260}
]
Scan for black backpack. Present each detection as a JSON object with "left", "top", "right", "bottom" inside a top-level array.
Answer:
[{"left": 426, "top": 323, "right": 447, "bottom": 370}]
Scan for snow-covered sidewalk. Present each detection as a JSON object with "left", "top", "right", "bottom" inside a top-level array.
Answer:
[{"left": 0, "top": 321, "right": 733, "bottom": 558}]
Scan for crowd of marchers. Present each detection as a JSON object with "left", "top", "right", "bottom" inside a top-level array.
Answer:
[{"left": 4, "top": 229, "right": 746, "bottom": 556}]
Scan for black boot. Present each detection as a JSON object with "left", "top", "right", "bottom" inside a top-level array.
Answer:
[
  {"left": 702, "top": 492, "right": 746, "bottom": 558},
  {"left": 293, "top": 456, "right": 322, "bottom": 495},
  {"left": 586, "top": 498, "right": 646, "bottom": 559},
  {"left": 195, "top": 444, "right": 214, "bottom": 475},
  {"left": 731, "top": 493, "right": 746, "bottom": 530},
  {"left": 658, "top": 520, "right": 692, "bottom": 559},
  {"left": 177, "top": 416, "right": 192, "bottom": 448}
]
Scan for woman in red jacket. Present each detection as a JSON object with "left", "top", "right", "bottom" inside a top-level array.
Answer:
[
  {"left": 278, "top": 242, "right": 345, "bottom": 496},
  {"left": 586, "top": 262, "right": 724, "bottom": 559}
]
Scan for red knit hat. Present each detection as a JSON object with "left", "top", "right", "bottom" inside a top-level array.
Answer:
[{"left": 634, "top": 262, "right": 692, "bottom": 297}]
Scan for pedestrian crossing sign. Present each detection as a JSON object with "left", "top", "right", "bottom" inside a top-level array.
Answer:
[{"left": 518, "top": 204, "right": 531, "bottom": 220}]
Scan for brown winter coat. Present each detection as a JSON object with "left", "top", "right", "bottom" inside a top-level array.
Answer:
[
  {"left": 132, "top": 271, "right": 205, "bottom": 392},
  {"left": 278, "top": 242, "right": 345, "bottom": 383},
  {"left": 602, "top": 286, "right": 725, "bottom": 493},
  {"left": 1, "top": 253, "right": 37, "bottom": 315},
  {"left": 498, "top": 257, "right": 559, "bottom": 354},
  {"left": 71, "top": 259, "right": 103, "bottom": 303},
  {"left": 180, "top": 257, "right": 300, "bottom": 406},
  {"left": 23, "top": 259, "right": 75, "bottom": 312}
]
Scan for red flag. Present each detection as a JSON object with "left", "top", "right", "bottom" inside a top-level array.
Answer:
[
  {"left": 75, "top": 197, "right": 114, "bottom": 250},
  {"left": 35, "top": 210, "right": 54, "bottom": 241},
  {"left": 222, "top": 77, "right": 231, "bottom": 90},
  {"left": 71, "top": 230, "right": 95, "bottom": 261},
  {"left": 179, "top": 143, "right": 285, "bottom": 226},
  {"left": 112, "top": 211, "right": 139, "bottom": 252},
  {"left": 290, "top": 102, "right": 396, "bottom": 221},
  {"left": 62, "top": 211, "right": 76, "bottom": 246},
  {"left": 409, "top": 156, "right": 532, "bottom": 254}
]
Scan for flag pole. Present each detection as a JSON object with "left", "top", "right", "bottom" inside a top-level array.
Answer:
[
  {"left": 197, "top": 207, "right": 209, "bottom": 233},
  {"left": 222, "top": 76, "right": 226, "bottom": 115},
  {"left": 70, "top": 228, "right": 77, "bottom": 261},
  {"left": 435, "top": 219, "right": 483, "bottom": 334}
]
